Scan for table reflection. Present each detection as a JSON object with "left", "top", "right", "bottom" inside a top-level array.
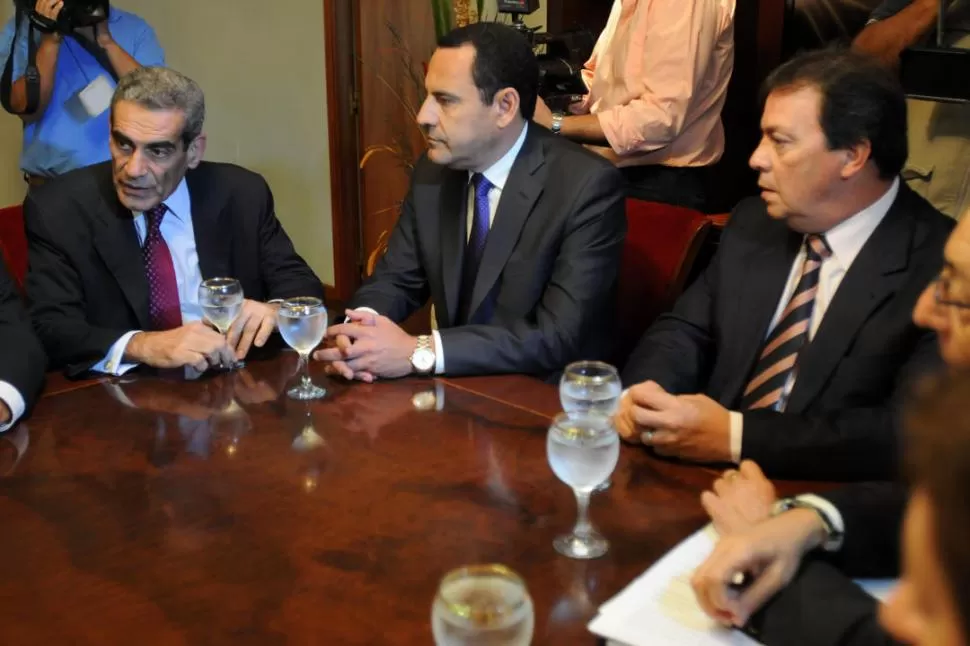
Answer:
[{"left": 0, "top": 425, "right": 29, "bottom": 476}]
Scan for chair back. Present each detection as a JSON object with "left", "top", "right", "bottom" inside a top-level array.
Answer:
[
  {"left": 0, "top": 204, "right": 27, "bottom": 291},
  {"left": 614, "top": 199, "right": 712, "bottom": 369}
]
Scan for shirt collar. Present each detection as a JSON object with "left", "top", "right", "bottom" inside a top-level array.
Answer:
[
  {"left": 468, "top": 122, "right": 529, "bottom": 190},
  {"left": 136, "top": 177, "right": 191, "bottom": 223},
  {"left": 821, "top": 177, "right": 899, "bottom": 270}
]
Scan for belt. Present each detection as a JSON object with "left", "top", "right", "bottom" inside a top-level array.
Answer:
[{"left": 23, "top": 173, "right": 49, "bottom": 187}]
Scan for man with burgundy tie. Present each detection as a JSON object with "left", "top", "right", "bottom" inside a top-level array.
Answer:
[
  {"left": 615, "top": 49, "right": 954, "bottom": 481},
  {"left": 0, "top": 260, "right": 45, "bottom": 431},
  {"left": 315, "top": 23, "right": 626, "bottom": 380},
  {"left": 24, "top": 66, "right": 324, "bottom": 377}
]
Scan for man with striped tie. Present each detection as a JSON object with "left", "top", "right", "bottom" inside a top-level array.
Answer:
[{"left": 615, "top": 48, "right": 954, "bottom": 481}]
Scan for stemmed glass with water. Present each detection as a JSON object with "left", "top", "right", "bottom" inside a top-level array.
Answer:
[
  {"left": 277, "top": 297, "right": 328, "bottom": 400},
  {"left": 559, "top": 361, "right": 622, "bottom": 492},
  {"left": 547, "top": 411, "right": 620, "bottom": 559},
  {"left": 199, "top": 277, "right": 244, "bottom": 369},
  {"left": 431, "top": 564, "right": 534, "bottom": 646}
]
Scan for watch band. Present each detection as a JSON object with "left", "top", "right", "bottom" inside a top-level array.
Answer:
[
  {"left": 771, "top": 497, "right": 844, "bottom": 552},
  {"left": 550, "top": 112, "right": 564, "bottom": 135}
]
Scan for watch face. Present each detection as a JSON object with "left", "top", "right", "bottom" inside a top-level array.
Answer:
[{"left": 412, "top": 348, "right": 435, "bottom": 373}]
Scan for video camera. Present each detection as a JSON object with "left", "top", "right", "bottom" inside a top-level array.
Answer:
[
  {"left": 496, "top": 0, "right": 594, "bottom": 109},
  {"left": 14, "top": 0, "right": 109, "bottom": 34}
]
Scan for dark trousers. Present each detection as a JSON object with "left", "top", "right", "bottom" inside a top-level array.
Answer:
[{"left": 621, "top": 164, "right": 708, "bottom": 212}]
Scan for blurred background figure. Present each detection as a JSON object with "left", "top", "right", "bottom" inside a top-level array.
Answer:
[
  {"left": 0, "top": 0, "right": 164, "bottom": 187},
  {"left": 853, "top": 0, "right": 970, "bottom": 220},
  {"left": 532, "top": 0, "right": 736, "bottom": 211}
]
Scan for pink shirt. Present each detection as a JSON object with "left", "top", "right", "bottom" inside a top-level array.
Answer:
[{"left": 579, "top": 0, "right": 736, "bottom": 168}]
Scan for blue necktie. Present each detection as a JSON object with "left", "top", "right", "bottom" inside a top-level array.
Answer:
[{"left": 457, "top": 173, "right": 493, "bottom": 325}]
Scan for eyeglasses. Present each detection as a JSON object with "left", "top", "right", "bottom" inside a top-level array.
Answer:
[{"left": 934, "top": 272, "right": 970, "bottom": 310}]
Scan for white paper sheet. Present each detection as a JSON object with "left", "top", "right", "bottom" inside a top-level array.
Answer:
[{"left": 588, "top": 525, "right": 896, "bottom": 646}]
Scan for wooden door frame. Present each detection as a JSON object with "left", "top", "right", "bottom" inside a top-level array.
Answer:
[{"left": 323, "top": 0, "right": 363, "bottom": 304}]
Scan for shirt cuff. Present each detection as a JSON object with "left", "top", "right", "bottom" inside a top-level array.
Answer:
[
  {"left": 794, "top": 493, "right": 846, "bottom": 551},
  {"left": 729, "top": 411, "right": 743, "bottom": 463},
  {"left": 0, "top": 381, "right": 26, "bottom": 432},
  {"left": 91, "top": 330, "right": 142, "bottom": 376},
  {"left": 432, "top": 329, "right": 445, "bottom": 375},
  {"left": 344, "top": 306, "right": 379, "bottom": 324}
]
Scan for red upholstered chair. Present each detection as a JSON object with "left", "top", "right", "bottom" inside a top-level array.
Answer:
[
  {"left": 614, "top": 199, "right": 712, "bottom": 370},
  {"left": 0, "top": 204, "right": 28, "bottom": 291}
]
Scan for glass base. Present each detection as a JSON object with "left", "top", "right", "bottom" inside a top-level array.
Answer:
[
  {"left": 593, "top": 478, "right": 611, "bottom": 493},
  {"left": 287, "top": 383, "right": 327, "bottom": 400},
  {"left": 554, "top": 532, "right": 609, "bottom": 560}
]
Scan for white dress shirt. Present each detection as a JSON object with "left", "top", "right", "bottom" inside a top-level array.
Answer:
[
  {"left": 355, "top": 122, "right": 530, "bottom": 374},
  {"left": 92, "top": 178, "right": 203, "bottom": 375},
  {"left": 727, "top": 177, "right": 900, "bottom": 461},
  {"left": 0, "top": 382, "right": 25, "bottom": 432}
]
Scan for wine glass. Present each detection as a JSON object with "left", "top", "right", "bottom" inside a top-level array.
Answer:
[
  {"left": 547, "top": 412, "right": 620, "bottom": 559},
  {"left": 277, "top": 297, "right": 328, "bottom": 400},
  {"left": 560, "top": 361, "right": 622, "bottom": 491},
  {"left": 431, "top": 564, "right": 534, "bottom": 646},
  {"left": 198, "top": 277, "right": 245, "bottom": 369}
]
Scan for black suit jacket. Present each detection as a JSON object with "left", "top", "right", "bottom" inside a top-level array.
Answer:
[
  {"left": 25, "top": 161, "right": 325, "bottom": 376},
  {"left": 349, "top": 125, "right": 627, "bottom": 377},
  {"left": 745, "top": 482, "right": 908, "bottom": 646},
  {"left": 623, "top": 185, "right": 953, "bottom": 480},
  {"left": 0, "top": 262, "right": 45, "bottom": 421}
]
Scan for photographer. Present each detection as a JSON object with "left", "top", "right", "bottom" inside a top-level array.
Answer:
[
  {"left": 533, "top": 0, "right": 736, "bottom": 211},
  {"left": 0, "top": 0, "right": 164, "bottom": 185}
]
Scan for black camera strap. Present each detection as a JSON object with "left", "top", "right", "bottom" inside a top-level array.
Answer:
[
  {"left": 0, "top": 6, "right": 42, "bottom": 115},
  {"left": 0, "top": 10, "right": 119, "bottom": 117}
]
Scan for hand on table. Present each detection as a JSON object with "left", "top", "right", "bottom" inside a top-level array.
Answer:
[{"left": 702, "top": 461, "right": 777, "bottom": 536}]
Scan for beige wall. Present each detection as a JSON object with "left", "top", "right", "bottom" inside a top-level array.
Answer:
[
  {"left": 0, "top": 0, "right": 336, "bottom": 285},
  {"left": 0, "top": 3, "right": 25, "bottom": 208}
]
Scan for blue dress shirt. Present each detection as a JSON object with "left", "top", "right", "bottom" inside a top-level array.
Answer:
[
  {"left": 0, "top": 9, "right": 165, "bottom": 176},
  {"left": 93, "top": 178, "right": 203, "bottom": 375}
]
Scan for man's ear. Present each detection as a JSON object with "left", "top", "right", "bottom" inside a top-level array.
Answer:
[
  {"left": 186, "top": 133, "right": 207, "bottom": 169},
  {"left": 840, "top": 138, "right": 872, "bottom": 180},
  {"left": 493, "top": 87, "right": 521, "bottom": 129}
]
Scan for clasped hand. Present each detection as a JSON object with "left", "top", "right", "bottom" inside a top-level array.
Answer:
[
  {"left": 313, "top": 309, "right": 418, "bottom": 381},
  {"left": 612, "top": 380, "right": 732, "bottom": 463}
]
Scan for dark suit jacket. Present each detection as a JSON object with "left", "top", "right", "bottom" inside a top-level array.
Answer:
[
  {"left": 25, "top": 161, "right": 325, "bottom": 376},
  {"left": 348, "top": 125, "right": 627, "bottom": 378},
  {"left": 0, "top": 261, "right": 45, "bottom": 420},
  {"left": 745, "top": 482, "right": 908, "bottom": 646},
  {"left": 623, "top": 185, "right": 953, "bottom": 480}
]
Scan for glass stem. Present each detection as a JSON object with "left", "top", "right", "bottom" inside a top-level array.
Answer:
[
  {"left": 572, "top": 489, "right": 593, "bottom": 537},
  {"left": 300, "top": 352, "right": 311, "bottom": 390}
]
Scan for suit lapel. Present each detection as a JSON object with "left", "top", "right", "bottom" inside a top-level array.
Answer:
[
  {"left": 466, "top": 129, "right": 545, "bottom": 320},
  {"left": 438, "top": 168, "right": 469, "bottom": 326},
  {"left": 91, "top": 166, "right": 152, "bottom": 329},
  {"left": 786, "top": 192, "right": 914, "bottom": 412},
  {"left": 722, "top": 227, "right": 803, "bottom": 404},
  {"left": 186, "top": 166, "right": 232, "bottom": 281}
]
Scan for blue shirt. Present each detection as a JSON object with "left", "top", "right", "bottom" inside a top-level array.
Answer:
[
  {"left": 93, "top": 178, "right": 203, "bottom": 375},
  {"left": 0, "top": 9, "right": 165, "bottom": 176}
]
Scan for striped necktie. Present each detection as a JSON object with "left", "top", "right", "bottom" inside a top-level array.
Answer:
[{"left": 740, "top": 234, "right": 832, "bottom": 411}]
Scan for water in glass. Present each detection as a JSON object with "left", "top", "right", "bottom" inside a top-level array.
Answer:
[
  {"left": 559, "top": 361, "right": 622, "bottom": 418},
  {"left": 278, "top": 297, "right": 328, "bottom": 400},
  {"left": 432, "top": 565, "right": 534, "bottom": 646}
]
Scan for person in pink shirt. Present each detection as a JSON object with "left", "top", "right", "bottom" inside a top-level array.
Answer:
[{"left": 533, "top": 0, "right": 736, "bottom": 211}]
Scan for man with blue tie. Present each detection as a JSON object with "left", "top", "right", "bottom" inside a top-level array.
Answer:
[
  {"left": 315, "top": 23, "right": 626, "bottom": 381},
  {"left": 24, "top": 66, "right": 324, "bottom": 377}
]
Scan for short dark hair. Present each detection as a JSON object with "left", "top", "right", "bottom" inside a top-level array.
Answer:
[
  {"left": 437, "top": 23, "right": 538, "bottom": 120},
  {"left": 762, "top": 48, "right": 907, "bottom": 180},
  {"left": 905, "top": 370, "right": 970, "bottom": 639}
]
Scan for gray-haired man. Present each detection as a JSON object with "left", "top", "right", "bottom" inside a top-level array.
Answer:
[{"left": 24, "top": 66, "right": 324, "bottom": 377}]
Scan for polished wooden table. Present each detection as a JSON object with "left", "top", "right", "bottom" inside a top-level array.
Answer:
[{"left": 1, "top": 352, "right": 731, "bottom": 644}]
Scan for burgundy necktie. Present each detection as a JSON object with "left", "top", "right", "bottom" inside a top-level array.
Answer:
[
  {"left": 741, "top": 234, "right": 832, "bottom": 411},
  {"left": 142, "top": 204, "right": 182, "bottom": 331}
]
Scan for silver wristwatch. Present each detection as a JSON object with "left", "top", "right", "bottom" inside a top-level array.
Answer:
[
  {"left": 409, "top": 335, "right": 436, "bottom": 376},
  {"left": 771, "top": 497, "right": 844, "bottom": 552},
  {"left": 550, "top": 112, "right": 564, "bottom": 135}
]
